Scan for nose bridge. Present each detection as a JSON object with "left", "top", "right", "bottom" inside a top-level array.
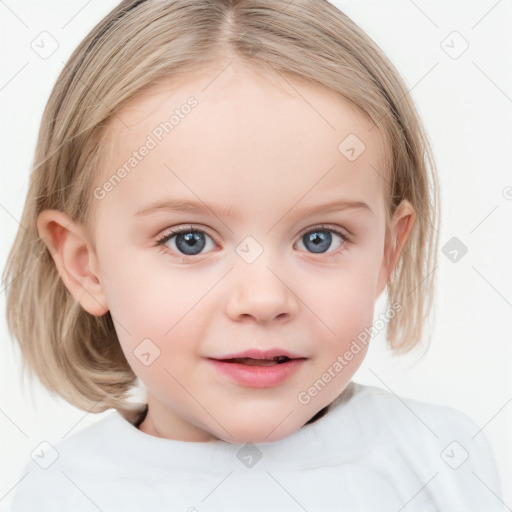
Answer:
[{"left": 226, "top": 236, "right": 297, "bottom": 322}]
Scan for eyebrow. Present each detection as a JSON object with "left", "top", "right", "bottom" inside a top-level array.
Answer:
[{"left": 134, "top": 197, "right": 373, "bottom": 218}]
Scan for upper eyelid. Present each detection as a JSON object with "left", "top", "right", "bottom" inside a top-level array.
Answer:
[
  {"left": 301, "top": 224, "right": 348, "bottom": 237},
  {"left": 157, "top": 225, "right": 218, "bottom": 243}
]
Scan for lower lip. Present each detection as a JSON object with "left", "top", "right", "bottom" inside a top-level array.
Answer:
[{"left": 206, "top": 358, "right": 306, "bottom": 388}]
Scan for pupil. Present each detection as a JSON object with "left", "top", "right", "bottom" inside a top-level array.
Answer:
[
  {"left": 176, "top": 231, "right": 206, "bottom": 255},
  {"left": 305, "top": 230, "right": 331, "bottom": 253}
]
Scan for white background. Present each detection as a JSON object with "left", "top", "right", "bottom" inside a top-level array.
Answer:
[{"left": 1, "top": 0, "right": 511, "bottom": 510}]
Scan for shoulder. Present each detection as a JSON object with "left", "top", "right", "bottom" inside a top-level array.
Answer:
[
  {"left": 10, "top": 411, "right": 125, "bottom": 511},
  {"left": 348, "top": 381, "right": 483, "bottom": 433},
  {"left": 349, "top": 381, "right": 492, "bottom": 447},
  {"left": 346, "top": 382, "right": 504, "bottom": 510},
  {"left": 347, "top": 381, "right": 499, "bottom": 464}
]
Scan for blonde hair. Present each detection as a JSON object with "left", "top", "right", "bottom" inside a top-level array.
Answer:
[{"left": 2, "top": 0, "right": 440, "bottom": 416}]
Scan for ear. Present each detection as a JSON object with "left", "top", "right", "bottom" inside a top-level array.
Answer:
[
  {"left": 376, "top": 199, "right": 416, "bottom": 299},
  {"left": 36, "top": 209, "right": 109, "bottom": 316}
]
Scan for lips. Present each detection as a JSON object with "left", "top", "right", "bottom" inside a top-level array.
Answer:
[
  {"left": 207, "top": 351, "right": 307, "bottom": 388},
  {"left": 220, "top": 356, "right": 291, "bottom": 367},
  {"left": 208, "top": 348, "right": 307, "bottom": 367}
]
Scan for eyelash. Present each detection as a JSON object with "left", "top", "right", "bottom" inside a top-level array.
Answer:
[{"left": 155, "top": 224, "right": 352, "bottom": 262}]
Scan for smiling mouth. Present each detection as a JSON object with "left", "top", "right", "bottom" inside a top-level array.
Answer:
[
  {"left": 220, "top": 356, "right": 293, "bottom": 366},
  {"left": 207, "top": 355, "right": 306, "bottom": 387}
]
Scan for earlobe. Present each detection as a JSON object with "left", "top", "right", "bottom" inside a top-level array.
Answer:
[
  {"left": 36, "top": 209, "right": 109, "bottom": 316},
  {"left": 376, "top": 200, "right": 416, "bottom": 299}
]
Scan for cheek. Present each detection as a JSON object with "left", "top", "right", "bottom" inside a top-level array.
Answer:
[
  {"left": 100, "top": 249, "right": 196, "bottom": 330},
  {"left": 303, "top": 253, "right": 382, "bottom": 346},
  {"left": 318, "top": 287, "right": 376, "bottom": 349},
  {"left": 98, "top": 251, "right": 213, "bottom": 367},
  {"left": 99, "top": 260, "right": 202, "bottom": 396}
]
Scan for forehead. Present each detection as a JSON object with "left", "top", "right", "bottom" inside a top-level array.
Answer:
[{"left": 94, "top": 62, "right": 389, "bottom": 222}]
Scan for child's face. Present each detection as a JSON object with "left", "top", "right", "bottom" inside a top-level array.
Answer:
[{"left": 52, "top": 61, "right": 414, "bottom": 443}]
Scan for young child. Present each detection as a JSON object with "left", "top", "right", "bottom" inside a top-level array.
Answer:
[{"left": 3, "top": 0, "right": 504, "bottom": 510}]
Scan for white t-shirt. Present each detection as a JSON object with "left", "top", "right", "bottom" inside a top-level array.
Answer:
[{"left": 10, "top": 381, "right": 504, "bottom": 511}]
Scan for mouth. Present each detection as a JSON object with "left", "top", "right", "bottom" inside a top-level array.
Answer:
[
  {"left": 208, "top": 348, "right": 307, "bottom": 364},
  {"left": 216, "top": 356, "right": 296, "bottom": 367},
  {"left": 206, "top": 354, "right": 306, "bottom": 388}
]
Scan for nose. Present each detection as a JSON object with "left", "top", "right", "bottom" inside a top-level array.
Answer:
[{"left": 225, "top": 253, "right": 299, "bottom": 324}]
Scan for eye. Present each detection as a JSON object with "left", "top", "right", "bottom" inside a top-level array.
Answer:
[
  {"left": 155, "top": 225, "right": 216, "bottom": 261},
  {"left": 155, "top": 224, "right": 351, "bottom": 262},
  {"left": 295, "top": 225, "right": 350, "bottom": 257}
]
